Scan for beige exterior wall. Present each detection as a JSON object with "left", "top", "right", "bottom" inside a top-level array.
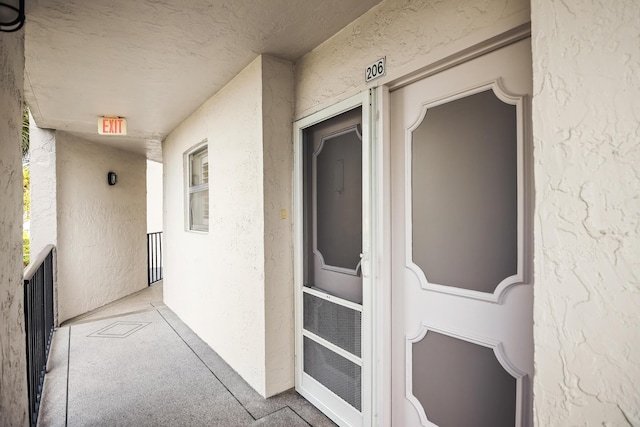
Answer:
[
  {"left": 531, "top": 0, "right": 640, "bottom": 425},
  {"left": 163, "top": 55, "right": 294, "bottom": 397},
  {"left": 0, "top": 29, "right": 29, "bottom": 426},
  {"left": 294, "top": 0, "right": 530, "bottom": 119},
  {"left": 56, "top": 133, "right": 148, "bottom": 322}
]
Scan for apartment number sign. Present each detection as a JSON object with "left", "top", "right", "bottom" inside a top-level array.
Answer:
[{"left": 365, "top": 57, "right": 386, "bottom": 83}]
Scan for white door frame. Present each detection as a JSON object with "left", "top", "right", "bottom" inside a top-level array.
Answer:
[{"left": 293, "top": 91, "right": 376, "bottom": 427}]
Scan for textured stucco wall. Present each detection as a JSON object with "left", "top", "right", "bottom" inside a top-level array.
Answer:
[
  {"left": 164, "top": 55, "right": 294, "bottom": 397},
  {"left": 531, "top": 1, "right": 640, "bottom": 425},
  {"left": 56, "top": 133, "right": 147, "bottom": 322},
  {"left": 294, "top": 0, "right": 530, "bottom": 118},
  {"left": 261, "top": 56, "right": 295, "bottom": 397},
  {"left": 0, "top": 30, "right": 29, "bottom": 426},
  {"left": 29, "top": 117, "right": 58, "bottom": 258},
  {"left": 164, "top": 57, "right": 268, "bottom": 395}
]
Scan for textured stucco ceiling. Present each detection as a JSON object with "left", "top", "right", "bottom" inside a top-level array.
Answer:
[{"left": 24, "top": 0, "right": 382, "bottom": 161}]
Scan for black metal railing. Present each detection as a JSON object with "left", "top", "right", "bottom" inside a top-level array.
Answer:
[
  {"left": 147, "top": 232, "right": 163, "bottom": 285},
  {"left": 24, "top": 245, "right": 55, "bottom": 427}
]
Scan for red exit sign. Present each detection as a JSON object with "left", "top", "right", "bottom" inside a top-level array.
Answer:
[{"left": 98, "top": 117, "right": 127, "bottom": 135}]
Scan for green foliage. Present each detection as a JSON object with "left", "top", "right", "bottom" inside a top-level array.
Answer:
[
  {"left": 23, "top": 163, "right": 30, "bottom": 267},
  {"left": 23, "top": 166, "right": 30, "bottom": 221},
  {"left": 23, "top": 230, "right": 30, "bottom": 267},
  {"left": 21, "top": 104, "right": 31, "bottom": 268},
  {"left": 22, "top": 103, "right": 29, "bottom": 160}
]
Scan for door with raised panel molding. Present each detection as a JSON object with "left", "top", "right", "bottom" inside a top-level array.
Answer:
[{"left": 390, "top": 38, "right": 533, "bottom": 427}]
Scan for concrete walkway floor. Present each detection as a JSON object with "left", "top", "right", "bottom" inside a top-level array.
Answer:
[{"left": 38, "top": 283, "right": 336, "bottom": 427}]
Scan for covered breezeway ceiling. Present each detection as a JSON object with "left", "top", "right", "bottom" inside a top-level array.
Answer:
[{"left": 24, "top": 0, "right": 382, "bottom": 161}]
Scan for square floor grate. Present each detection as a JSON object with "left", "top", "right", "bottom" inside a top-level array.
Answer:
[{"left": 88, "top": 321, "right": 150, "bottom": 338}]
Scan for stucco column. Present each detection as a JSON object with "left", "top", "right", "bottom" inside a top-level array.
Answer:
[
  {"left": 262, "top": 56, "right": 295, "bottom": 397},
  {"left": 0, "top": 28, "right": 29, "bottom": 426},
  {"left": 29, "top": 115, "right": 58, "bottom": 258},
  {"left": 531, "top": 0, "right": 640, "bottom": 424}
]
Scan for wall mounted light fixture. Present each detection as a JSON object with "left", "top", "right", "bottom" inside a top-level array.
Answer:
[
  {"left": 107, "top": 172, "right": 118, "bottom": 186},
  {"left": 0, "top": 0, "right": 25, "bottom": 32}
]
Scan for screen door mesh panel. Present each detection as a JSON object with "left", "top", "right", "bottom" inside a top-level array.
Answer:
[
  {"left": 303, "top": 292, "right": 361, "bottom": 357},
  {"left": 304, "top": 337, "right": 362, "bottom": 411}
]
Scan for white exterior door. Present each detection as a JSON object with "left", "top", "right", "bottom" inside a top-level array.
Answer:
[{"left": 389, "top": 38, "right": 533, "bottom": 426}]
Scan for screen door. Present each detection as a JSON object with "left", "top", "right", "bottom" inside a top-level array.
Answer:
[{"left": 296, "top": 105, "right": 366, "bottom": 427}]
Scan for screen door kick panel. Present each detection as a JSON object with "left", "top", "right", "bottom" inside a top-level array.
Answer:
[{"left": 301, "top": 107, "right": 364, "bottom": 426}]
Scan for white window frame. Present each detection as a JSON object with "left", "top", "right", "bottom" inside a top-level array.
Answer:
[{"left": 184, "top": 140, "right": 209, "bottom": 232}]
